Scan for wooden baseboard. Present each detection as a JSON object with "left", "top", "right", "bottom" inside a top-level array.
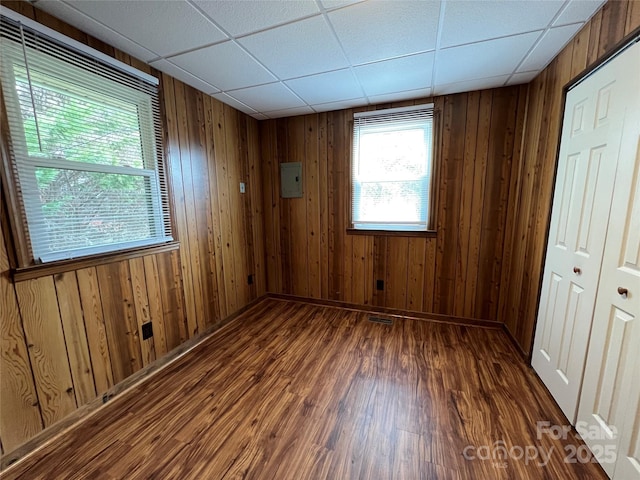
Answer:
[
  {"left": 266, "top": 293, "right": 503, "bottom": 329},
  {"left": 501, "top": 323, "right": 530, "bottom": 362},
  {"left": 0, "top": 295, "right": 268, "bottom": 472}
]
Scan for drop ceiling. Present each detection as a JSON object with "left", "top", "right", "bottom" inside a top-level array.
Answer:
[{"left": 30, "top": 0, "right": 605, "bottom": 119}]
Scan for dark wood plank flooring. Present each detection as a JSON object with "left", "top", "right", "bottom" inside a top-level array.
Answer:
[{"left": 2, "top": 299, "right": 606, "bottom": 479}]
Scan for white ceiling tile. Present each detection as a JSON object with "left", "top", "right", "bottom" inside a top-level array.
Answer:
[
  {"left": 238, "top": 16, "right": 348, "bottom": 79},
  {"left": 311, "top": 98, "right": 367, "bottom": 113},
  {"left": 434, "top": 74, "right": 511, "bottom": 96},
  {"left": 227, "top": 83, "right": 306, "bottom": 112},
  {"left": 169, "top": 41, "right": 276, "bottom": 91},
  {"left": 253, "top": 113, "right": 270, "bottom": 121},
  {"left": 35, "top": 0, "right": 159, "bottom": 62},
  {"left": 263, "top": 106, "right": 316, "bottom": 118},
  {"left": 328, "top": 1, "right": 440, "bottom": 64},
  {"left": 507, "top": 71, "right": 540, "bottom": 86},
  {"left": 354, "top": 52, "right": 434, "bottom": 97},
  {"left": 518, "top": 23, "right": 583, "bottom": 72},
  {"left": 554, "top": 0, "right": 605, "bottom": 26},
  {"left": 67, "top": 0, "right": 228, "bottom": 57},
  {"left": 367, "top": 88, "right": 432, "bottom": 105},
  {"left": 193, "top": 0, "right": 320, "bottom": 36},
  {"left": 211, "top": 92, "right": 257, "bottom": 115},
  {"left": 150, "top": 59, "right": 220, "bottom": 94},
  {"left": 436, "top": 32, "right": 540, "bottom": 85},
  {"left": 285, "top": 69, "right": 362, "bottom": 105},
  {"left": 440, "top": 0, "right": 564, "bottom": 48},
  {"left": 319, "top": 0, "right": 366, "bottom": 11}
]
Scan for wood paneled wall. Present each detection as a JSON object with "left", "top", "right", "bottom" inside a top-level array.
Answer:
[
  {"left": 0, "top": 2, "right": 266, "bottom": 456},
  {"left": 260, "top": 86, "right": 528, "bottom": 321},
  {"left": 498, "top": 0, "right": 640, "bottom": 354}
]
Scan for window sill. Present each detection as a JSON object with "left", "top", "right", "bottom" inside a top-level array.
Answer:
[
  {"left": 13, "top": 241, "right": 180, "bottom": 282},
  {"left": 346, "top": 228, "right": 437, "bottom": 238}
]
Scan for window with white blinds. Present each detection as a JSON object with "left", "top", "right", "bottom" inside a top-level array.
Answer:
[
  {"left": 0, "top": 13, "right": 172, "bottom": 263},
  {"left": 352, "top": 104, "right": 434, "bottom": 232}
]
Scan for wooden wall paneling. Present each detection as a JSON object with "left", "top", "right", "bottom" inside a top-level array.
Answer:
[
  {"left": 475, "top": 87, "right": 519, "bottom": 321},
  {"left": 501, "top": 73, "right": 545, "bottom": 339},
  {"left": 76, "top": 267, "right": 114, "bottom": 395},
  {"left": 626, "top": 0, "right": 640, "bottom": 34},
  {"left": 173, "top": 81, "right": 205, "bottom": 336},
  {"left": 14, "top": 276, "right": 76, "bottom": 427},
  {"left": 463, "top": 90, "right": 493, "bottom": 318},
  {"left": 455, "top": 91, "right": 480, "bottom": 318},
  {"left": 326, "top": 113, "right": 337, "bottom": 299},
  {"left": 53, "top": 272, "right": 96, "bottom": 405},
  {"left": 260, "top": 120, "right": 282, "bottom": 293},
  {"left": 224, "top": 105, "right": 251, "bottom": 307},
  {"left": 246, "top": 117, "right": 267, "bottom": 297},
  {"left": 570, "top": 23, "right": 591, "bottom": 79},
  {"left": 422, "top": 239, "right": 437, "bottom": 313},
  {"left": 278, "top": 119, "right": 293, "bottom": 295},
  {"left": 372, "top": 236, "right": 387, "bottom": 307},
  {"left": 234, "top": 109, "right": 254, "bottom": 304},
  {"left": 333, "top": 110, "right": 351, "bottom": 301},
  {"left": 161, "top": 74, "right": 198, "bottom": 336},
  {"left": 318, "top": 113, "right": 330, "bottom": 300},
  {"left": 154, "top": 251, "right": 188, "bottom": 351},
  {"left": 203, "top": 96, "right": 228, "bottom": 319},
  {"left": 128, "top": 258, "right": 156, "bottom": 367},
  {"left": 597, "top": 0, "right": 629, "bottom": 57},
  {"left": 434, "top": 93, "right": 467, "bottom": 315},
  {"left": 188, "top": 89, "right": 220, "bottom": 327},
  {"left": 305, "top": 115, "right": 322, "bottom": 299},
  {"left": 496, "top": 84, "right": 529, "bottom": 337},
  {"left": 351, "top": 235, "right": 367, "bottom": 305},
  {"left": 211, "top": 100, "right": 239, "bottom": 314},
  {"left": 406, "top": 238, "right": 426, "bottom": 312},
  {"left": 0, "top": 227, "right": 42, "bottom": 452},
  {"left": 288, "top": 116, "right": 310, "bottom": 298},
  {"left": 385, "top": 237, "right": 409, "bottom": 309},
  {"left": 586, "top": 9, "right": 604, "bottom": 66},
  {"left": 238, "top": 115, "right": 257, "bottom": 301},
  {"left": 142, "top": 255, "right": 169, "bottom": 357},
  {"left": 95, "top": 262, "right": 142, "bottom": 383}
]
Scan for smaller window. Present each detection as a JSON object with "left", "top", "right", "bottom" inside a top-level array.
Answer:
[{"left": 351, "top": 104, "right": 434, "bottom": 232}]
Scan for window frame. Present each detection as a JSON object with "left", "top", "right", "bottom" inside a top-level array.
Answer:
[
  {"left": 0, "top": 10, "right": 174, "bottom": 270},
  {"left": 349, "top": 103, "right": 439, "bottom": 236}
]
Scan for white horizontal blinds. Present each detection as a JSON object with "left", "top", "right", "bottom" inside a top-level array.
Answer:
[
  {"left": 0, "top": 15, "right": 172, "bottom": 262},
  {"left": 352, "top": 104, "right": 434, "bottom": 231}
]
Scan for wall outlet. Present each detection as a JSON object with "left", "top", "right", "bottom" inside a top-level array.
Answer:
[
  {"left": 142, "top": 322, "right": 153, "bottom": 340},
  {"left": 248, "top": 274, "right": 253, "bottom": 285},
  {"left": 240, "top": 182, "right": 246, "bottom": 193},
  {"left": 376, "top": 279, "right": 384, "bottom": 291}
]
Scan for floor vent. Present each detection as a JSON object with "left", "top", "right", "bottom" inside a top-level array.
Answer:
[{"left": 368, "top": 316, "right": 393, "bottom": 325}]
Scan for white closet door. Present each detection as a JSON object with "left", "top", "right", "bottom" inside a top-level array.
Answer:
[
  {"left": 531, "top": 39, "right": 630, "bottom": 423},
  {"left": 576, "top": 41, "right": 640, "bottom": 480}
]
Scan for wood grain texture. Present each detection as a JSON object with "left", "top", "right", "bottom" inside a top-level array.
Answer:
[
  {"left": 260, "top": 91, "right": 527, "bottom": 322},
  {"left": 498, "top": 0, "right": 639, "bottom": 355},
  {"left": 2, "top": 299, "right": 606, "bottom": 480},
  {"left": 0, "top": 223, "right": 42, "bottom": 452},
  {"left": 53, "top": 272, "right": 96, "bottom": 405},
  {"left": 14, "top": 277, "right": 76, "bottom": 427},
  {"left": 1, "top": 1, "right": 266, "bottom": 458}
]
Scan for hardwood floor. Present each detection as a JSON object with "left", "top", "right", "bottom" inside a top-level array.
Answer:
[{"left": 2, "top": 298, "right": 605, "bottom": 479}]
